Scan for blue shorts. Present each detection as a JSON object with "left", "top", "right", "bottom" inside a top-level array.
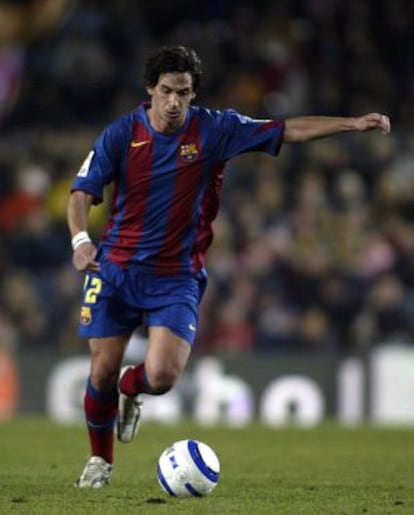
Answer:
[{"left": 78, "top": 257, "right": 207, "bottom": 345}]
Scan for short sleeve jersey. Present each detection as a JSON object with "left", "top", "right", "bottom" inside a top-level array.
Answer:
[{"left": 71, "top": 103, "right": 285, "bottom": 276}]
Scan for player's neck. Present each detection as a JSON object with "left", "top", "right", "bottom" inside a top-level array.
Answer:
[{"left": 147, "top": 107, "right": 187, "bottom": 134}]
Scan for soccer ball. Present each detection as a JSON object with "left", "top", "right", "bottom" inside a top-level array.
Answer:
[{"left": 157, "top": 439, "right": 220, "bottom": 497}]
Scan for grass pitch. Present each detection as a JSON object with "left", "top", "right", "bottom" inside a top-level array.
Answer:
[{"left": 0, "top": 418, "right": 413, "bottom": 514}]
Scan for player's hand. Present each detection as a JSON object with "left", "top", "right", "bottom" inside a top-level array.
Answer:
[
  {"left": 72, "top": 241, "right": 100, "bottom": 272},
  {"left": 354, "top": 113, "right": 391, "bottom": 134}
]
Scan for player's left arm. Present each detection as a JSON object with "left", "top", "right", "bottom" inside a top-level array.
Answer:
[{"left": 283, "top": 113, "right": 391, "bottom": 143}]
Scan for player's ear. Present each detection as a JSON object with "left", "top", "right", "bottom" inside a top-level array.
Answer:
[{"left": 146, "top": 86, "right": 154, "bottom": 97}]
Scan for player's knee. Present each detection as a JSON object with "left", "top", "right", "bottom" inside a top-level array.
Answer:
[
  {"left": 90, "top": 369, "right": 118, "bottom": 391},
  {"left": 89, "top": 361, "right": 119, "bottom": 391},
  {"left": 146, "top": 366, "right": 179, "bottom": 395}
]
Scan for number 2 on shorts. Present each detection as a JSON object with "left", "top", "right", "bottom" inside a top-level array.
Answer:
[{"left": 84, "top": 276, "right": 102, "bottom": 304}]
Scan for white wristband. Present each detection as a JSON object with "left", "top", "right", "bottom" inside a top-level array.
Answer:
[{"left": 71, "top": 231, "right": 92, "bottom": 250}]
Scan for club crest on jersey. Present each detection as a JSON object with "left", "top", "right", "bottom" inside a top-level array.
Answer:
[
  {"left": 179, "top": 143, "right": 198, "bottom": 162},
  {"left": 80, "top": 306, "right": 92, "bottom": 325}
]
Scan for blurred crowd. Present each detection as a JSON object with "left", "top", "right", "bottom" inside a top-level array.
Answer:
[{"left": 0, "top": 0, "right": 413, "bottom": 356}]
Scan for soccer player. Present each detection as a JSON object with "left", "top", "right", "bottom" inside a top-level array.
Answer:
[{"left": 67, "top": 45, "right": 390, "bottom": 487}]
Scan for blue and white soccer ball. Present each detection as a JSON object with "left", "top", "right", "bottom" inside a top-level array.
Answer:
[{"left": 157, "top": 439, "right": 220, "bottom": 497}]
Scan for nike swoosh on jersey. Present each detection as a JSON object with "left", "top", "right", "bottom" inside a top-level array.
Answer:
[{"left": 130, "top": 140, "right": 150, "bottom": 148}]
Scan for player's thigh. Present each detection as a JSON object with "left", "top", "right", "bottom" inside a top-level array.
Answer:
[{"left": 146, "top": 326, "right": 191, "bottom": 380}]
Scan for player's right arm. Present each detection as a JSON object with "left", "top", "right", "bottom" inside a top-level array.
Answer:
[
  {"left": 67, "top": 190, "right": 99, "bottom": 273},
  {"left": 67, "top": 117, "right": 127, "bottom": 272}
]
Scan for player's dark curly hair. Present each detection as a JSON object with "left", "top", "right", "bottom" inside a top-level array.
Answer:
[{"left": 144, "top": 45, "right": 202, "bottom": 92}]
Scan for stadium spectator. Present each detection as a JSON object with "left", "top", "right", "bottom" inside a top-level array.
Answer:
[{"left": 0, "top": 0, "right": 75, "bottom": 122}]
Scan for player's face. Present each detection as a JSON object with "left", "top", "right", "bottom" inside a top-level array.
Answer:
[{"left": 147, "top": 72, "right": 196, "bottom": 133}]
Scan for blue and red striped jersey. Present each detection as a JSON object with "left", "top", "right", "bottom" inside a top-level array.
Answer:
[{"left": 71, "top": 103, "right": 285, "bottom": 276}]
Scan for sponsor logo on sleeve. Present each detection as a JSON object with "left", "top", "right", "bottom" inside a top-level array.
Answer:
[{"left": 77, "top": 151, "right": 94, "bottom": 177}]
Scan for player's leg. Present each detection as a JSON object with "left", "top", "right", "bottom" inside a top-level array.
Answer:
[
  {"left": 76, "top": 334, "right": 130, "bottom": 487},
  {"left": 146, "top": 326, "right": 192, "bottom": 391},
  {"left": 117, "top": 272, "right": 206, "bottom": 443},
  {"left": 117, "top": 327, "right": 191, "bottom": 442},
  {"left": 75, "top": 266, "right": 147, "bottom": 485},
  {"left": 120, "top": 326, "right": 191, "bottom": 394}
]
